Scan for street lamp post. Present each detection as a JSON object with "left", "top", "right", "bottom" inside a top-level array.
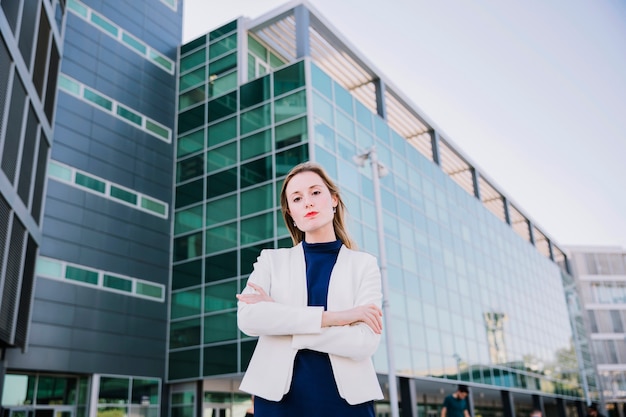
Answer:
[{"left": 354, "top": 147, "right": 400, "bottom": 417}]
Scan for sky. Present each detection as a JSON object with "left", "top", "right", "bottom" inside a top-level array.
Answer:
[{"left": 182, "top": 0, "right": 626, "bottom": 251}]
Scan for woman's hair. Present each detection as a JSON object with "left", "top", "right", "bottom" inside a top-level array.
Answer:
[{"left": 280, "top": 161, "right": 355, "bottom": 249}]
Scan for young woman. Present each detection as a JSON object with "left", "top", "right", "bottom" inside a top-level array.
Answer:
[{"left": 236, "top": 161, "right": 384, "bottom": 416}]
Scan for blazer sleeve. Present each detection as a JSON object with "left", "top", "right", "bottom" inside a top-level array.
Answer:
[
  {"left": 237, "top": 249, "right": 324, "bottom": 337},
  {"left": 291, "top": 253, "right": 382, "bottom": 361}
]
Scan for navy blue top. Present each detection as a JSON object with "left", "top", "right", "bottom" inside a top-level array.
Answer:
[{"left": 254, "top": 240, "right": 375, "bottom": 417}]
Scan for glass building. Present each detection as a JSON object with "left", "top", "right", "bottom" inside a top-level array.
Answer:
[
  {"left": 169, "top": 3, "right": 599, "bottom": 417},
  {"left": 1, "top": 1, "right": 181, "bottom": 417},
  {"left": 568, "top": 246, "right": 626, "bottom": 417}
]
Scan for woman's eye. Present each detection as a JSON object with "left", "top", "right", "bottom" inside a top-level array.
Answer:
[
  {"left": 292, "top": 197, "right": 301, "bottom": 202},
  {"left": 312, "top": 190, "right": 321, "bottom": 195}
]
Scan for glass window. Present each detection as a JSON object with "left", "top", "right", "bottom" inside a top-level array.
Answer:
[
  {"left": 171, "top": 288, "right": 202, "bottom": 319},
  {"left": 241, "top": 212, "right": 273, "bottom": 244},
  {"left": 174, "top": 232, "right": 202, "bottom": 261},
  {"left": 209, "top": 20, "right": 237, "bottom": 41},
  {"left": 36, "top": 257, "right": 63, "bottom": 278},
  {"left": 103, "top": 274, "right": 132, "bottom": 292},
  {"left": 150, "top": 50, "right": 173, "bottom": 72},
  {"left": 131, "top": 379, "right": 159, "bottom": 405},
  {"left": 170, "top": 318, "right": 201, "bottom": 348},
  {"left": 173, "top": 260, "right": 202, "bottom": 290},
  {"left": 335, "top": 111, "right": 355, "bottom": 140},
  {"left": 275, "top": 117, "right": 307, "bottom": 149},
  {"left": 207, "top": 91, "right": 237, "bottom": 123},
  {"left": 178, "top": 105, "right": 205, "bottom": 135},
  {"left": 314, "top": 120, "right": 335, "bottom": 151},
  {"left": 140, "top": 197, "right": 166, "bottom": 216},
  {"left": 110, "top": 185, "right": 137, "bottom": 205},
  {"left": 136, "top": 282, "right": 163, "bottom": 299},
  {"left": 240, "top": 75, "right": 270, "bottom": 110},
  {"left": 145, "top": 120, "right": 170, "bottom": 141},
  {"left": 314, "top": 146, "right": 337, "bottom": 179},
  {"left": 311, "top": 63, "right": 332, "bottom": 99},
  {"left": 208, "top": 52, "right": 237, "bottom": 78},
  {"left": 203, "top": 344, "right": 237, "bottom": 376},
  {"left": 374, "top": 115, "right": 389, "bottom": 142},
  {"left": 204, "top": 312, "right": 237, "bottom": 343},
  {"left": 122, "top": 32, "right": 147, "bottom": 55},
  {"left": 180, "top": 66, "right": 205, "bottom": 91},
  {"left": 207, "top": 116, "right": 237, "bottom": 148},
  {"left": 356, "top": 126, "right": 374, "bottom": 150},
  {"left": 313, "top": 92, "right": 333, "bottom": 127},
  {"left": 241, "top": 156, "right": 272, "bottom": 188},
  {"left": 67, "top": 0, "right": 88, "bottom": 17},
  {"left": 179, "top": 86, "right": 206, "bottom": 111},
  {"left": 36, "top": 376, "right": 77, "bottom": 405},
  {"left": 334, "top": 83, "right": 353, "bottom": 116},
  {"left": 177, "top": 154, "right": 204, "bottom": 183},
  {"left": 209, "top": 33, "right": 237, "bottom": 59},
  {"left": 180, "top": 48, "right": 206, "bottom": 73},
  {"left": 241, "top": 103, "right": 271, "bottom": 135},
  {"left": 175, "top": 205, "right": 203, "bottom": 235},
  {"left": 66, "top": 266, "right": 98, "bottom": 284},
  {"left": 205, "top": 250, "right": 237, "bottom": 282},
  {"left": 206, "top": 194, "right": 237, "bottom": 226},
  {"left": 355, "top": 100, "right": 373, "bottom": 130},
  {"left": 274, "top": 61, "right": 304, "bottom": 96},
  {"left": 270, "top": 52, "right": 284, "bottom": 68},
  {"left": 99, "top": 377, "right": 129, "bottom": 404},
  {"left": 47, "top": 161, "right": 72, "bottom": 181},
  {"left": 247, "top": 53, "right": 256, "bottom": 81},
  {"left": 207, "top": 142, "right": 237, "bottom": 172},
  {"left": 176, "top": 178, "right": 204, "bottom": 209},
  {"left": 182, "top": 36, "right": 206, "bottom": 55},
  {"left": 248, "top": 35, "right": 267, "bottom": 61},
  {"left": 209, "top": 71, "right": 237, "bottom": 98},
  {"left": 241, "top": 183, "right": 273, "bottom": 216},
  {"left": 58, "top": 74, "right": 80, "bottom": 95},
  {"left": 205, "top": 281, "right": 237, "bottom": 311},
  {"left": 274, "top": 90, "right": 306, "bottom": 123},
  {"left": 241, "top": 129, "right": 271, "bottom": 161},
  {"left": 177, "top": 129, "right": 205, "bottom": 158},
  {"left": 206, "top": 167, "right": 237, "bottom": 199},
  {"left": 276, "top": 145, "right": 308, "bottom": 177},
  {"left": 90, "top": 13, "right": 117, "bottom": 37},
  {"left": 168, "top": 349, "right": 200, "bottom": 380},
  {"left": 206, "top": 222, "right": 238, "bottom": 253},
  {"left": 83, "top": 88, "right": 112, "bottom": 111}
]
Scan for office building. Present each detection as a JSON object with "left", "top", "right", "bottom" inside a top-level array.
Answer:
[
  {"left": 568, "top": 246, "right": 626, "bottom": 417},
  {"left": 1, "top": 0, "right": 181, "bottom": 416},
  {"left": 170, "top": 2, "right": 599, "bottom": 417},
  {"left": 0, "top": 1, "right": 602, "bottom": 417}
]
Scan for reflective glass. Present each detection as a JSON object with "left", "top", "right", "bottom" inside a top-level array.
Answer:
[
  {"left": 209, "top": 33, "right": 237, "bottom": 59},
  {"left": 210, "top": 21, "right": 237, "bottom": 41},
  {"left": 103, "top": 274, "right": 132, "bottom": 292},
  {"left": 241, "top": 129, "right": 271, "bottom": 161},
  {"left": 203, "top": 344, "right": 237, "bottom": 376},
  {"left": 110, "top": 185, "right": 137, "bottom": 205},
  {"left": 170, "top": 319, "right": 201, "bottom": 348},
  {"left": 168, "top": 349, "right": 200, "bottom": 380},
  {"left": 207, "top": 142, "right": 237, "bottom": 172},
  {"left": 204, "top": 312, "right": 237, "bottom": 343},
  {"left": 248, "top": 35, "right": 267, "bottom": 60},
  {"left": 333, "top": 82, "right": 353, "bottom": 115},
  {"left": 179, "top": 86, "right": 206, "bottom": 111},
  {"left": 207, "top": 91, "right": 237, "bottom": 123},
  {"left": 177, "top": 154, "right": 204, "bottom": 182},
  {"left": 241, "top": 212, "right": 274, "bottom": 244},
  {"left": 178, "top": 105, "right": 205, "bottom": 134},
  {"left": 206, "top": 194, "right": 237, "bottom": 225},
  {"left": 241, "top": 156, "right": 272, "bottom": 188},
  {"left": 173, "top": 232, "right": 202, "bottom": 261},
  {"left": 241, "top": 103, "right": 271, "bottom": 135},
  {"left": 176, "top": 178, "right": 204, "bottom": 209},
  {"left": 274, "top": 61, "right": 304, "bottom": 96},
  {"left": 99, "top": 377, "right": 129, "bottom": 404},
  {"left": 209, "top": 71, "right": 237, "bottom": 98},
  {"left": 171, "top": 288, "right": 202, "bottom": 318},
  {"left": 311, "top": 63, "right": 332, "bottom": 99},
  {"left": 206, "top": 167, "right": 237, "bottom": 199},
  {"left": 65, "top": 266, "right": 98, "bottom": 284},
  {"left": 205, "top": 280, "right": 237, "bottom": 311},
  {"left": 175, "top": 205, "right": 203, "bottom": 235},
  {"left": 131, "top": 379, "right": 159, "bottom": 405},
  {"left": 208, "top": 53, "right": 236, "bottom": 78},
  {"left": 206, "top": 222, "right": 238, "bottom": 253},
  {"left": 241, "top": 183, "right": 273, "bottom": 216},
  {"left": 179, "top": 64, "right": 204, "bottom": 90},
  {"left": 276, "top": 145, "right": 308, "bottom": 177},
  {"left": 274, "top": 90, "right": 306, "bottom": 123},
  {"left": 173, "top": 260, "right": 202, "bottom": 290},
  {"left": 180, "top": 48, "right": 206, "bottom": 73},
  {"left": 177, "top": 129, "right": 205, "bottom": 158},
  {"left": 207, "top": 116, "right": 237, "bottom": 147},
  {"left": 240, "top": 75, "right": 270, "bottom": 110},
  {"left": 205, "top": 250, "right": 237, "bottom": 282},
  {"left": 275, "top": 117, "right": 307, "bottom": 149}
]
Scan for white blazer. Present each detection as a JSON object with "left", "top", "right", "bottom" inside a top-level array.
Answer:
[{"left": 237, "top": 243, "right": 384, "bottom": 405}]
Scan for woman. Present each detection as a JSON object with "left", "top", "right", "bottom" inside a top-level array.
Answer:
[{"left": 236, "top": 161, "right": 384, "bottom": 416}]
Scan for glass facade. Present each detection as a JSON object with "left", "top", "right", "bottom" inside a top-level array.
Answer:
[{"left": 170, "top": 7, "right": 598, "bottom": 416}]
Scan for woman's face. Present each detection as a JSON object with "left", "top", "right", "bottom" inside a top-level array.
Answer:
[{"left": 285, "top": 171, "right": 338, "bottom": 243}]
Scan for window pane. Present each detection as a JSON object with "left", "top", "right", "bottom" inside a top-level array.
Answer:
[
  {"left": 207, "top": 116, "right": 237, "bottom": 147},
  {"left": 314, "top": 120, "right": 335, "bottom": 151},
  {"left": 83, "top": 88, "right": 112, "bottom": 110},
  {"left": 131, "top": 379, "right": 159, "bottom": 405},
  {"left": 180, "top": 48, "right": 206, "bottom": 73},
  {"left": 209, "top": 21, "right": 237, "bottom": 41},
  {"left": 36, "top": 258, "right": 62, "bottom": 278},
  {"left": 168, "top": 349, "right": 200, "bottom": 380},
  {"left": 276, "top": 145, "right": 308, "bottom": 177},
  {"left": 209, "top": 71, "right": 237, "bottom": 98},
  {"left": 140, "top": 197, "right": 166, "bottom": 216},
  {"left": 275, "top": 117, "right": 307, "bottom": 149},
  {"left": 99, "top": 377, "right": 129, "bottom": 404},
  {"left": 248, "top": 35, "right": 267, "bottom": 60},
  {"left": 170, "top": 318, "right": 201, "bottom": 348},
  {"left": 122, "top": 32, "right": 147, "bottom": 54},
  {"left": 180, "top": 66, "right": 205, "bottom": 91},
  {"left": 174, "top": 232, "right": 203, "bottom": 261},
  {"left": 240, "top": 75, "right": 270, "bottom": 110},
  {"left": 274, "top": 90, "right": 306, "bottom": 123},
  {"left": 206, "top": 222, "right": 238, "bottom": 253},
  {"left": 311, "top": 63, "right": 332, "bottom": 99},
  {"left": 175, "top": 205, "right": 203, "bottom": 235},
  {"left": 335, "top": 110, "right": 355, "bottom": 140},
  {"left": 205, "top": 281, "right": 237, "bottom": 312},
  {"left": 75, "top": 172, "right": 105, "bottom": 193},
  {"left": 355, "top": 100, "right": 373, "bottom": 130},
  {"left": 208, "top": 52, "right": 236, "bottom": 78},
  {"left": 241, "top": 129, "right": 271, "bottom": 161},
  {"left": 209, "top": 33, "right": 237, "bottom": 59},
  {"left": 65, "top": 266, "right": 98, "bottom": 284},
  {"left": 136, "top": 282, "right": 163, "bottom": 299},
  {"left": 205, "top": 250, "right": 237, "bottom": 282},
  {"left": 241, "top": 183, "right": 273, "bottom": 216},
  {"left": 206, "top": 194, "right": 237, "bottom": 226},
  {"left": 177, "top": 129, "right": 205, "bottom": 158},
  {"left": 313, "top": 92, "right": 333, "bottom": 127},
  {"left": 48, "top": 161, "right": 72, "bottom": 181},
  {"left": 172, "top": 260, "right": 202, "bottom": 291},
  {"left": 334, "top": 82, "right": 353, "bottom": 115},
  {"left": 203, "top": 344, "right": 237, "bottom": 376},
  {"left": 206, "top": 167, "right": 237, "bottom": 199},
  {"left": 274, "top": 61, "right": 304, "bottom": 96},
  {"left": 207, "top": 142, "right": 237, "bottom": 172},
  {"left": 145, "top": 120, "right": 170, "bottom": 140},
  {"left": 171, "top": 288, "right": 202, "bottom": 319},
  {"left": 103, "top": 275, "right": 132, "bottom": 292},
  {"left": 204, "top": 312, "right": 237, "bottom": 343},
  {"left": 177, "top": 154, "right": 204, "bottom": 183},
  {"left": 178, "top": 105, "right": 205, "bottom": 135},
  {"left": 176, "top": 178, "right": 204, "bottom": 209},
  {"left": 207, "top": 91, "right": 237, "bottom": 123},
  {"left": 240, "top": 156, "right": 272, "bottom": 188},
  {"left": 110, "top": 186, "right": 137, "bottom": 205},
  {"left": 241, "top": 212, "right": 273, "bottom": 244},
  {"left": 240, "top": 103, "right": 271, "bottom": 135},
  {"left": 179, "top": 86, "right": 206, "bottom": 111},
  {"left": 90, "top": 13, "right": 118, "bottom": 36}
]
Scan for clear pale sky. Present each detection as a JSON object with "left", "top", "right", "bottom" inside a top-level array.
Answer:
[{"left": 182, "top": 0, "right": 626, "bottom": 251}]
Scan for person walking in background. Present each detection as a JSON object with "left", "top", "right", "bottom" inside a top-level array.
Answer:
[
  {"left": 236, "top": 161, "right": 384, "bottom": 416},
  {"left": 441, "top": 385, "right": 471, "bottom": 417}
]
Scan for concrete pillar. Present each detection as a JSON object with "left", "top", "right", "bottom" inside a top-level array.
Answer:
[{"left": 294, "top": 5, "right": 311, "bottom": 58}]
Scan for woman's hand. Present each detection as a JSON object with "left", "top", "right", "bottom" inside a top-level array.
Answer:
[
  {"left": 236, "top": 282, "right": 274, "bottom": 304},
  {"left": 321, "top": 304, "right": 383, "bottom": 334}
]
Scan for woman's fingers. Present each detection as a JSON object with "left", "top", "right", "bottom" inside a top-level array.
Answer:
[{"left": 236, "top": 282, "right": 273, "bottom": 304}]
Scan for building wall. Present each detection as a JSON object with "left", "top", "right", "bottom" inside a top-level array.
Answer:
[{"left": 5, "top": 0, "right": 181, "bottom": 380}]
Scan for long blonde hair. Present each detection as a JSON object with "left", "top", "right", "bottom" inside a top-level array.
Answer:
[{"left": 280, "top": 161, "right": 355, "bottom": 249}]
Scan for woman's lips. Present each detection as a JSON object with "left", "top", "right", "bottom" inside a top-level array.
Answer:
[{"left": 305, "top": 211, "right": 318, "bottom": 218}]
